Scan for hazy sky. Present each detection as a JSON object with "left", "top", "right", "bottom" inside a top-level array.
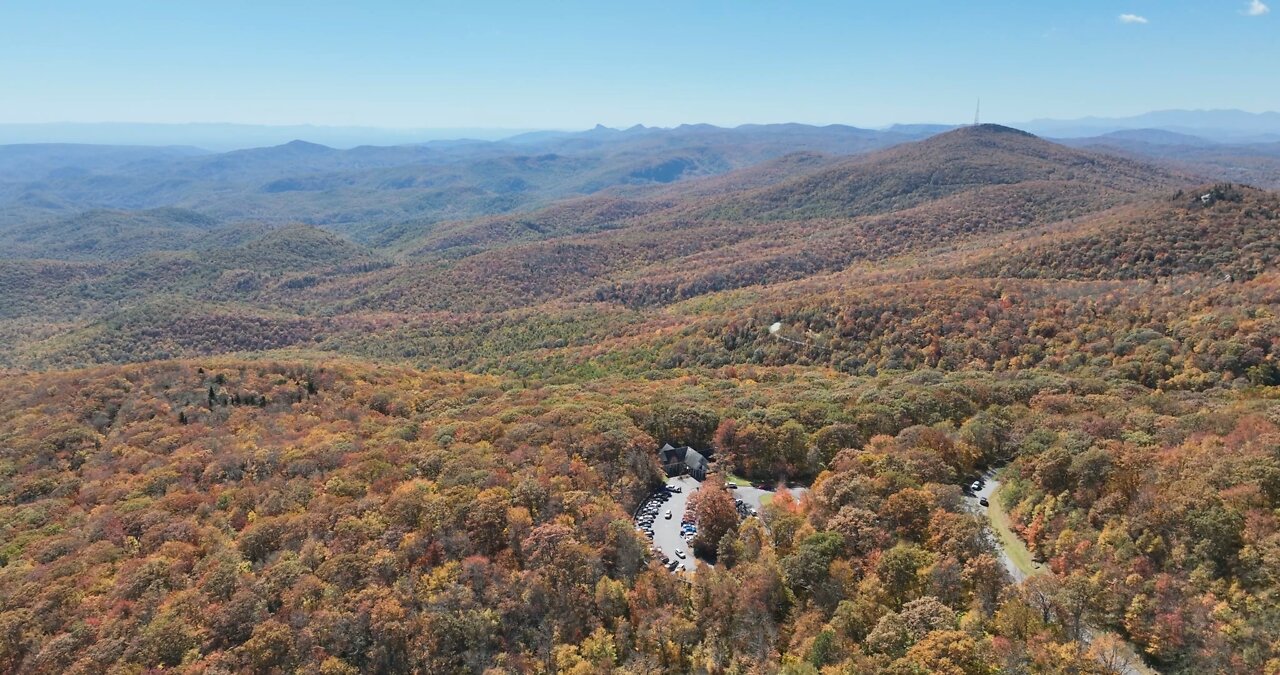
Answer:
[{"left": 4, "top": 0, "right": 1276, "bottom": 129}]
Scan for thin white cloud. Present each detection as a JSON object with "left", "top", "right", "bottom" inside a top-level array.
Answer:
[
  {"left": 1119, "top": 13, "right": 1149, "bottom": 24},
  {"left": 1244, "top": 0, "right": 1270, "bottom": 16}
]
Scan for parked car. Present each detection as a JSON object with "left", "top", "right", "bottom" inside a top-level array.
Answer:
[
  {"left": 665, "top": 510, "right": 672, "bottom": 519},
  {"left": 675, "top": 550, "right": 686, "bottom": 559},
  {"left": 970, "top": 481, "right": 981, "bottom": 492},
  {"left": 726, "top": 482, "right": 737, "bottom": 489},
  {"left": 979, "top": 497, "right": 989, "bottom": 507}
]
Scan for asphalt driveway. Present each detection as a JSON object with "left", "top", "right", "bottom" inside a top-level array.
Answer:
[
  {"left": 733, "top": 482, "right": 807, "bottom": 513},
  {"left": 731, "top": 484, "right": 770, "bottom": 513}
]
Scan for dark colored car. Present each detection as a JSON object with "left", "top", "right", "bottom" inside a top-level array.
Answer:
[{"left": 979, "top": 498, "right": 989, "bottom": 507}]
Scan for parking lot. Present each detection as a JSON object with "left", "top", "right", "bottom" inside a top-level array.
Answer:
[
  {"left": 635, "top": 476, "right": 807, "bottom": 572},
  {"left": 635, "top": 475, "right": 701, "bottom": 572}
]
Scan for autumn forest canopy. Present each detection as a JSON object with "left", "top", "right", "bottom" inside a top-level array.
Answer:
[{"left": 2, "top": 122, "right": 1280, "bottom": 674}]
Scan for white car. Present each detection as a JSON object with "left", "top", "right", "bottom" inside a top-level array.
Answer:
[
  {"left": 665, "top": 510, "right": 672, "bottom": 519},
  {"left": 675, "top": 550, "right": 686, "bottom": 559}
]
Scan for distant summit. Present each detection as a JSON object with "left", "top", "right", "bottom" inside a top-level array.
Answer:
[
  {"left": 1020, "top": 108, "right": 1280, "bottom": 142},
  {"left": 936, "top": 123, "right": 1038, "bottom": 139},
  {"left": 1091, "top": 128, "right": 1217, "bottom": 147},
  {"left": 280, "top": 139, "right": 333, "bottom": 152},
  {"left": 702, "top": 122, "right": 1182, "bottom": 222}
]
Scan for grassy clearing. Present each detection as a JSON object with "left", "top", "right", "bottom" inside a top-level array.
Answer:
[
  {"left": 988, "top": 483, "right": 1045, "bottom": 579},
  {"left": 725, "top": 473, "right": 752, "bottom": 487}
]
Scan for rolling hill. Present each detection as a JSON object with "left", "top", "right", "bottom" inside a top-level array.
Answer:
[
  {"left": 0, "top": 208, "right": 219, "bottom": 261},
  {"left": 0, "top": 123, "right": 1217, "bottom": 371}
]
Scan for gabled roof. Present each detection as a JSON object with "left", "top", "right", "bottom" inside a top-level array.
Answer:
[
  {"left": 683, "top": 447, "right": 708, "bottom": 470},
  {"left": 659, "top": 444, "right": 707, "bottom": 473},
  {"left": 660, "top": 447, "right": 685, "bottom": 464}
]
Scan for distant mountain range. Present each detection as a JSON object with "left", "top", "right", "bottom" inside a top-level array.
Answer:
[
  {"left": 1018, "top": 109, "right": 1280, "bottom": 142},
  {"left": 0, "top": 123, "right": 933, "bottom": 241},
  {"left": 5, "top": 116, "right": 1280, "bottom": 252},
  {"left": 3, "top": 109, "right": 1279, "bottom": 150},
  {"left": 0, "top": 122, "right": 538, "bottom": 151}
]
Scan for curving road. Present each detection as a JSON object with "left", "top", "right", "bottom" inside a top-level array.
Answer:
[{"left": 972, "top": 473, "right": 1157, "bottom": 675}]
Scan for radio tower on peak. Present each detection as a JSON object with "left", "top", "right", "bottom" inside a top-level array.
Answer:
[{"left": 974, "top": 98, "right": 981, "bottom": 126}]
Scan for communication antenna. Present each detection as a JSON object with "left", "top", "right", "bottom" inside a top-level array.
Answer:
[{"left": 974, "top": 98, "right": 981, "bottom": 126}]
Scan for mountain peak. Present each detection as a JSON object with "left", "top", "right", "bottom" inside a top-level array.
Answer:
[
  {"left": 279, "top": 139, "right": 332, "bottom": 152},
  {"left": 912, "top": 123, "right": 1049, "bottom": 152},
  {"left": 940, "top": 123, "right": 1037, "bottom": 138},
  {"left": 699, "top": 121, "right": 1180, "bottom": 223}
]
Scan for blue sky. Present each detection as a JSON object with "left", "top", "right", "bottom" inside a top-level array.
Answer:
[{"left": 2, "top": 0, "right": 1276, "bottom": 129}]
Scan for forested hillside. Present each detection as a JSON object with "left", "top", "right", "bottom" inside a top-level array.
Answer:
[
  {"left": 2, "top": 360, "right": 1278, "bottom": 672},
  {"left": 2, "top": 124, "right": 1279, "bottom": 673}
]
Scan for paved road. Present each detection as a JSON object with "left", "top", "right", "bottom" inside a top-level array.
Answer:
[
  {"left": 648, "top": 475, "right": 700, "bottom": 571},
  {"left": 967, "top": 473, "right": 1032, "bottom": 583}
]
